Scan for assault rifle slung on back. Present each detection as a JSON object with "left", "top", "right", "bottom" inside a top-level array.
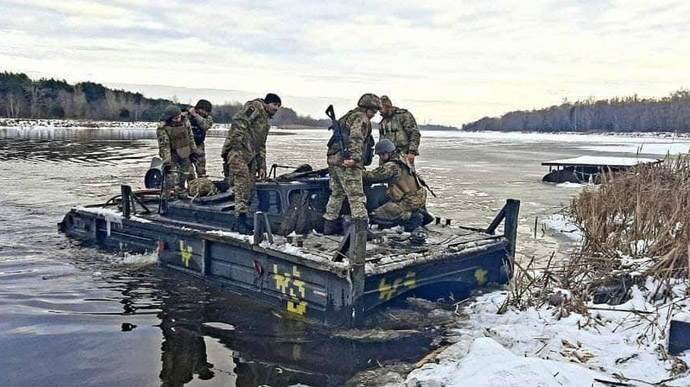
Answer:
[{"left": 325, "top": 105, "right": 351, "bottom": 160}]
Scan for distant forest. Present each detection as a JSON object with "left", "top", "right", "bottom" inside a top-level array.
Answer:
[
  {"left": 463, "top": 89, "right": 690, "bottom": 132},
  {"left": 0, "top": 72, "right": 329, "bottom": 127}
]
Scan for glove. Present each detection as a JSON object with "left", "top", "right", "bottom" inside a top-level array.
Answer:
[{"left": 189, "top": 153, "right": 199, "bottom": 163}]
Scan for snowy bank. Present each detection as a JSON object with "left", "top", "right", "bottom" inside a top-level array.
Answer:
[{"left": 404, "top": 286, "right": 690, "bottom": 387}]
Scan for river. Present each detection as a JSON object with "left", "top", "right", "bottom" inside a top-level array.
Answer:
[{"left": 1, "top": 125, "right": 688, "bottom": 386}]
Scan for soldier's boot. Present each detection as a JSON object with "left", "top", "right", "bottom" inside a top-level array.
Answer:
[
  {"left": 404, "top": 211, "right": 424, "bottom": 232},
  {"left": 323, "top": 219, "right": 343, "bottom": 235},
  {"left": 234, "top": 213, "right": 253, "bottom": 235}
]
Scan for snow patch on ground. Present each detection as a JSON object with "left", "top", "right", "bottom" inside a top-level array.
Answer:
[
  {"left": 408, "top": 336, "right": 601, "bottom": 387},
  {"left": 542, "top": 214, "right": 583, "bottom": 243},
  {"left": 406, "top": 288, "right": 690, "bottom": 387}
]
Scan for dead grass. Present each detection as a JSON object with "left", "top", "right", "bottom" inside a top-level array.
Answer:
[{"left": 503, "top": 155, "right": 690, "bottom": 314}]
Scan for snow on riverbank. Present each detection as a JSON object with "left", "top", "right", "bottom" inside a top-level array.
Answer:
[
  {"left": 404, "top": 285, "right": 690, "bottom": 387},
  {"left": 399, "top": 212, "right": 690, "bottom": 387},
  {"left": 542, "top": 214, "right": 584, "bottom": 243}
]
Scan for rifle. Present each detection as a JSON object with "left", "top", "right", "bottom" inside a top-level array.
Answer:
[
  {"left": 411, "top": 164, "right": 437, "bottom": 198},
  {"left": 325, "top": 105, "right": 351, "bottom": 159}
]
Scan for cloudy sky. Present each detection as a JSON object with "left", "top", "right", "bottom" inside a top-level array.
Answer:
[{"left": 1, "top": 0, "right": 688, "bottom": 125}]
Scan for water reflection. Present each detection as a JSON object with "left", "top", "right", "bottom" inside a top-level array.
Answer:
[
  {"left": 151, "top": 267, "right": 435, "bottom": 387},
  {"left": 0, "top": 138, "right": 151, "bottom": 165}
]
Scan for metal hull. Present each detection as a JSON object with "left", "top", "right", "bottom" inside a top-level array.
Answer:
[{"left": 60, "top": 206, "right": 513, "bottom": 328}]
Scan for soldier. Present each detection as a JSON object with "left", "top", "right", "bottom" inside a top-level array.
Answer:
[
  {"left": 323, "top": 93, "right": 381, "bottom": 235},
  {"left": 157, "top": 105, "right": 199, "bottom": 194},
  {"left": 379, "top": 95, "right": 420, "bottom": 165},
  {"left": 186, "top": 99, "right": 213, "bottom": 177},
  {"left": 363, "top": 139, "right": 427, "bottom": 231},
  {"left": 221, "top": 93, "right": 282, "bottom": 234}
]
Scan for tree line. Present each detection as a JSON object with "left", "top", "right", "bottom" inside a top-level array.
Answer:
[
  {"left": 463, "top": 90, "right": 690, "bottom": 132},
  {"left": 0, "top": 72, "right": 329, "bottom": 127}
]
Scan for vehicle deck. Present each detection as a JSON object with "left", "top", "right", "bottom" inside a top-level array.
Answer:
[{"left": 60, "top": 170, "right": 520, "bottom": 327}]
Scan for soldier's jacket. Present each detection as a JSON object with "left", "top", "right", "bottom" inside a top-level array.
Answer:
[
  {"left": 363, "top": 153, "right": 423, "bottom": 201},
  {"left": 187, "top": 113, "right": 214, "bottom": 146},
  {"left": 156, "top": 120, "right": 198, "bottom": 163},
  {"left": 326, "top": 107, "right": 372, "bottom": 168},
  {"left": 220, "top": 99, "right": 270, "bottom": 172},
  {"left": 379, "top": 107, "right": 420, "bottom": 155}
]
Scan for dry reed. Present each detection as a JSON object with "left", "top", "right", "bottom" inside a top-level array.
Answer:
[{"left": 504, "top": 155, "right": 690, "bottom": 313}]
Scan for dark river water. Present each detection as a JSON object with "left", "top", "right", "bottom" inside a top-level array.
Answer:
[{"left": 1, "top": 126, "right": 686, "bottom": 386}]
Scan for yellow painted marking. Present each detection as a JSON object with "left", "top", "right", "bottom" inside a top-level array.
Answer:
[
  {"left": 287, "top": 300, "right": 307, "bottom": 315},
  {"left": 475, "top": 268, "right": 488, "bottom": 286},
  {"left": 179, "top": 240, "right": 193, "bottom": 267},
  {"left": 379, "top": 271, "right": 417, "bottom": 301},
  {"left": 273, "top": 264, "right": 308, "bottom": 315},
  {"left": 403, "top": 272, "right": 417, "bottom": 289},
  {"left": 292, "top": 279, "right": 306, "bottom": 298}
]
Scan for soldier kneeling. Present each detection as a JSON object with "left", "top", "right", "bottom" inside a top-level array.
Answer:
[{"left": 363, "top": 139, "right": 427, "bottom": 231}]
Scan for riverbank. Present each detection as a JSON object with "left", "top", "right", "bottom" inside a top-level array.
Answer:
[{"left": 382, "top": 157, "right": 690, "bottom": 387}]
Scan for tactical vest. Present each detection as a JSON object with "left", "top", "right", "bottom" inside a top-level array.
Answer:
[
  {"left": 380, "top": 108, "right": 410, "bottom": 153},
  {"left": 388, "top": 157, "right": 422, "bottom": 201},
  {"left": 189, "top": 116, "right": 206, "bottom": 146},
  {"left": 167, "top": 123, "right": 191, "bottom": 159}
]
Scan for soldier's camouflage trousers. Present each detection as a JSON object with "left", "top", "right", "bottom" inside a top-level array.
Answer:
[
  {"left": 228, "top": 153, "right": 256, "bottom": 214},
  {"left": 164, "top": 156, "right": 195, "bottom": 194},
  {"left": 196, "top": 141, "right": 207, "bottom": 176},
  {"left": 324, "top": 166, "right": 367, "bottom": 220},
  {"left": 372, "top": 188, "right": 427, "bottom": 222}
]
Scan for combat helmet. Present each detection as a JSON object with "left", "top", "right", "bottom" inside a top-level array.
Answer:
[
  {"left": 195, "top": 99, "right": 212, "bottom": 112},
  {"left": 161, "top": 105, "right": 182, "bottom": 121},
  {"left": 357, "top": 93, "right": 381, "bottom": 111},
  {"left": 380, "top": 95, "right": 393, "bottom": 108},
  {"left": 375, "top": 139, "right": 396, "bottom": 155}
]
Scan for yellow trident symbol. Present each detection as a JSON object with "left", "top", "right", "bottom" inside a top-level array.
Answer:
[{"left": 179, "top": 240, "right": 193, "bottom": 267}]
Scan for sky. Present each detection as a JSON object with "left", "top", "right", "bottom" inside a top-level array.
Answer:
[{"left": 1, "top": 0, "right": 689, "bottom": 126}]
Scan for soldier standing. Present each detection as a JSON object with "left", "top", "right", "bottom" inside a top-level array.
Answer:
[
  {"left": 363, "top": 139, "right": 427, "bottom": 231},
  {"left": 220, "top": 93, "right": 281, "bottom": 234},
  {"left": 323, "top": 93, "right": 381, "bottom": 235},
  {"left": 187, "top": 99, "right": 213, "bottom": 177},
  {"left": 379, "top": 95, "right": 420, "bottom": 165},
  {"left": 157, "top": 105, "right": 199, "bottom": 194}
]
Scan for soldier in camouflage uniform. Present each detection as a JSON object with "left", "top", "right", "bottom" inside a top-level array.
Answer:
[
  {"left": 363, "top": 139, "right": 427, "bottom": 231},
  {"left": 186, "top": 99, "right": 213, "bottom": 177},
  {"left": 157, "top": 105, "right": 199, "bottom": 194},
  {"left": 323, "top": 93, "right": 381, "bottom": 235},
  {"left": 379, "top": 95, "right": 421, "bottom": 165},
  {"left": 220, "top": 93, "right": 281, "bottom": 234}
]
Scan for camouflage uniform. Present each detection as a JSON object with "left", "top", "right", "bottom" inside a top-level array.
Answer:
[
  {"left": 324, "top": 107, "right": 373, "bottom": 221},
  {"left": 220, "top": 98, "right": 271, "bottom": 214},
  {"left": 363, "top": 153, "right": 427, "bottom": 222},
  {"left": 187, "top": 113, "right": 213, "bottom": 176},
  {"left": 187, "top": 177, "right": 218, "bottom": 197},
  {"left": 157, "top": 119, "right": 198, "bottom": 193},
  {"left": 379, "top": 105, "right": 420, "bottom": 157}
]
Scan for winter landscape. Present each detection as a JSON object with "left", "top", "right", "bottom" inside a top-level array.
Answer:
[{"left": 3, "top": 122, "right": 690, "bottom": 386}]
